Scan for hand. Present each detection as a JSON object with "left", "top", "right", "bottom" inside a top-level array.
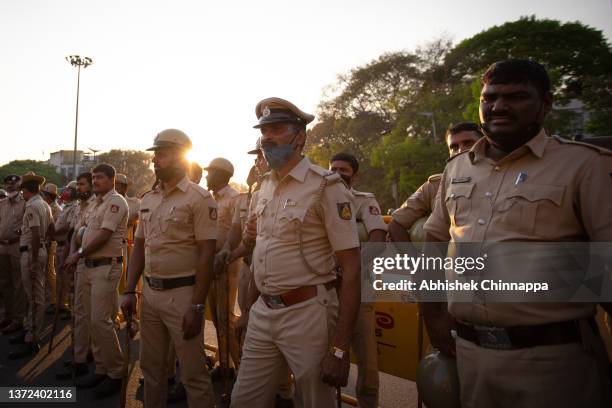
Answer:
[
  {"left": 64, "top": 253, "right": 80, "bottom": 270},
  {"left": 320, "top": 348, "right": 350, "bottom": 387},
  {"left": 423, "top": 308, "right": 456, "bottom": 357},
  {"left": 235, "top": 311, "right": 249, "bottom": 340},
  {"left": 182, "top": 307, "right": 203, "bottom": 340},
  {"left": 121, "top": 293, "right": 136, "bottom": 320},
  {"left": 244, "top": 214, "right": 257, "bottom": 246},
  {"left": 214, "top": 249, "right": 231, "bottom": 277}
]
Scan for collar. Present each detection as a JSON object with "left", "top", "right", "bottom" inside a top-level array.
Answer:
[
  {"left": 156, "top": 176, "right": 190, "bottom": 196},
  {"left": 284, "top": 156, "right": 311, "bottom": 183},
  {"left": 96, "top": 189, "right": 116, "bottom": 204},
  {"left": 215, "top": 184, "right": 233, "bottom": 198},
  {"left": 27, "top": 194, "right": 43, "bottom": 206},
  {"left": 469, "top": 128, "right": 548, "bottom": 164}
]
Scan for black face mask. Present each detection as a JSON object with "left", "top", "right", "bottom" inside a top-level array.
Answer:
[
  {"left": 155, "top": 166, "right": 184, "bottom": 182},
  {"left": 77, "top": 190, "right": 92, "bottom": 201}
]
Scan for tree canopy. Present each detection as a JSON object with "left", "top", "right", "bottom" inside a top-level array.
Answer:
[
  {"left": 96, "top": 149, "right": 156, "bottom": 197},
  {"left": 0, "top": 160, "right": 62, "bottom": 187}
]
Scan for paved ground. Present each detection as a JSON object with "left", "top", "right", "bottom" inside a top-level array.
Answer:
[{"left": 0, "top": 308, "right": 418, "bottom": 407}]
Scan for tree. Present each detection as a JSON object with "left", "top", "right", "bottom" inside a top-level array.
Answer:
[
  {"left": 0, "top": 160, "right": 62, "bottom": 186},
  {"left": 96, "top": 150, "right": 155, "bottom": 196}
]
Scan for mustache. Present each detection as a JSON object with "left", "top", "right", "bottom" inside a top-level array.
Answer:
[{"left": 484, "top": 112, "right": 516, "bottom": 121}]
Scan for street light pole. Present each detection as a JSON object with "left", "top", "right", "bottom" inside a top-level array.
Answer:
[
  {"left": 66, "top": 55, "right": 93, "bottom": 180},
  {"left": 418, "top": 111, "right": 437, "bottom": 142}
]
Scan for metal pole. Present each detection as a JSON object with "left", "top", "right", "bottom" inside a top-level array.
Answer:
[
  {"left": 72, "top": 64, "right": 81, "bottom": 180},
  {"left": 431, "top": 113, "right": 437, "bottom": 142}
]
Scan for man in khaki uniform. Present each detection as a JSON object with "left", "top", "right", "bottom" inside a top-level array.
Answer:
[
  {"left": 205, "top": 157, "right": 241, "bottom": 379},
  {"left": 42, "top": 183, "right": 61, "bottom": 311},
  {"left": 0, "top": 174, "right": 27, "bottom": 335},
  {"left": 56, "top": 173, "right": 96, "bottom": 380},
  {"left": 121, "top": 129, "right": 217, "bottom": 408},
  {"left": 64, "top": 164, "right": 127, "bottom": 397},
  {"left": 329, "top": 152, "right": 386, "bottom": 408},
  {"left": 423, "top": 59, "right": 612, "bottom": 408},
  {"left": 231, "top": 97, "right": 361, "bottom": 408},
  {"left": 389, "top": 121, "right": 482, "bottom": 242},
  {"left": 52, "top": 181, "right": 79, "bottom": 316},
  {"left": 8, "top": 172, "right": 53, "bottom": 359}
]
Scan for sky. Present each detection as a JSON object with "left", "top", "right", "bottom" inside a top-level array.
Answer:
[{"left": 1, "top": 0, "right": 611, "bottom": 184}]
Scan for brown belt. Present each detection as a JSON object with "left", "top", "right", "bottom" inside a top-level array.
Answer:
[
  {"left": 19, "top": 244, "right": 46, "bottom": 253},
  {"left": 261, "top": 281, "right": 336, "bottom": 309},
  {"left": 455, "top": 318, "right": 595, "bottom": 350},
  {"left": 84, "top": 256, "right": 123, "bottom": 268},
  {"left": 146, "top": 275, "right": 196, "bottom": 291}
]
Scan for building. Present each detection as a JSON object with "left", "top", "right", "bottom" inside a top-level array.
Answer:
[{"left": 48, "top": 150, "right": 98, "bottom": 182}]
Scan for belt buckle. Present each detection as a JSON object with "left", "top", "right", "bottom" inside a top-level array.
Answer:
[
  {"left": 148, "top": 278, "right": 164, "bottom": 291},
  {"left": 475, "top": 325, "right": 513, "bottom": 350},
  {"left": 264, "top": 295, "right": 286, "bottom": 309}
]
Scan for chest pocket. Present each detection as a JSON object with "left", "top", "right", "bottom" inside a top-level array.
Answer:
[
  {"left": 495, "top": 184, "right": 565, "bottom": 237},
  {"left": 160, "top": 206, "right": 192, "bottom": 237},
  {"left": 446, "top": 183, "right": 474, "bottom": 226},
  {"left": 140, "top": 211, "right": 152, "bottom": 236},
  {"left": 273, "top": 207, "right": 308, "bottom": 242}
]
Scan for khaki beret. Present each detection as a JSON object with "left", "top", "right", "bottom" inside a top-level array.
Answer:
[
  {"left": 204, "top": 158, "right": 234, "bottom": 176},
  {"left": 43, "top": 183, "right": 58, "bottom": 196},
  {"left": 21, "top": 172, "right": 45, "bottom": 185},
  {"left": 254, "top": 97, "right": 314, "bottom": 129},
  {"left": 147, "top": 129, "right": 192, "bottom": 151},
  {"left": 115, "top": 173, "right": 130, "bottom": 185},
  {"left": 65, "top": 181, "right": 77, "bottom": 190},
  {"left": 4, "top": 174, "right": 20, "bottom": 183}
]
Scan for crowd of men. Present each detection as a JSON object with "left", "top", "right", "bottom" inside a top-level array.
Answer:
[{"left": 1, "top": 58, "right": 611, "bottom": 408}]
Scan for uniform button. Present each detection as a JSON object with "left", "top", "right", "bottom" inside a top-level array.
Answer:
[
  {"left": 493, "top": 166, "right": 500, "bottom": 172},
  {"left": 450, "top": 193, "right": 456, "bottom": 198},
  {"left": 262, "top": 281, "right": 266, "bottom": 286},
  {"left": 259, "top": 258, "right": 263, "bottom": 263},
  {"left": 484, "top": 192, "right": 492, "bottom": 198},
  {"left": 477, "top": 218, "right": 486, "bottom": 225}
]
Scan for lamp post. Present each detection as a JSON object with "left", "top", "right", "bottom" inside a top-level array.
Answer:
[
  {"left": 418, "top": 111, "right": 437, "bottom": 142},
  {"left": 66, "top": 55, "right": 93, "bottom": 179}
]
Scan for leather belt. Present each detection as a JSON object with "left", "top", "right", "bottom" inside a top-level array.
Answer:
[
  {"left": 146, "top": 276, "right": 196, "bottom": 291},
  {"left": 56, "top": 240, "right": 66, "bottom": 247},
  {"left": 84, "top": 256, "right": 123, "bottom": 268},
  {"left": 455, "top": 319, "right": 593, "bottom": 350},
  {"left": 19, "top": 245, "right": 46, "bottom": 253},
  {"left": 261, "top": 281, "right": 336, "bottom": 309}
]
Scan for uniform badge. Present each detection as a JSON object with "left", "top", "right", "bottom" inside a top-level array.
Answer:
[
  {"left": 209, "top": 207, "right": 218, "bottom": 220},
  {"left": 262, "top": 106, "right": 271, "bottom": 118},
  {"left": 28, "top": 213, "right": 33, "bottom": 220},
  {"left": 369, "top": 206, "right": 380, "bottom": 215},
  {"left": 110, "top": 204, "right": 119, "bottom": 213},
  {"left": 451, "top": 176, "right": 471, "bottom": 184},
  {"left": 337, "top": 202, "right": 352, "bottom": 220}
]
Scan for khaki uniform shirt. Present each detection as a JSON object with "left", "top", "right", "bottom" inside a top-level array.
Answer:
[
  {"left": 424, "top": 130, "right": 612, "bottom": 326},
  {"left": 20, "top": 194, "right": 53, "bottom": 247},
  {"left": 351, "top": 188, "right": 387, "bottom": 234},
  {"left": 50, "top": 200, "right": 62, "bottom": 222},
  {"left": 125, "top": 195, "right": 141, "bottom": 227},
  {"left": 0, "top": 193, "right": 25, "bottom": 243},
  {"left": 392, "top": 174, "right": 441, "bottom": 229},
  {"left": 135, "top": 176, "right": 218, "bottom": 279},
  {"left": 232, "top": 193, "right": 250, "bottom": 232},
  {"left": 71, "top": 195, "right": 96, "bottom": 231},
  {"left": 252, "top": 157, "right": 360, "bottom": 295},
  {"left": 81, "top": 190, "right": 128, "bottom": 258},
  {"left": 213, "top": 184, "right": 239, "bottom": 248},
  {"left": 54, "top": 201, "right": 77, "bottom": 243}
]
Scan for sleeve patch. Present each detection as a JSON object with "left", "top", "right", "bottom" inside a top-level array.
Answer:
[
  {"left": 209, "top": 207, "right": 218, "bottom": 220},
  {"left": 110, "top": 204, "right": 119, "bottom": 213},
  {"left": 337, "top": 202, "right": 352, "bottom": 220},
  {"left": 369, "top": 206, "right": 380, "bottom": 215}
]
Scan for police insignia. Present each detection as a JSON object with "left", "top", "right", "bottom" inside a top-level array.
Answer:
[
  {"left": 209, "top": 207, "right": 218, "bottom": 220},
  {"left": 28, "top": 213, "right": 33, "bottom": 220},
  {"left": 369, "top": 206, "right": 380, "bottom": 215},
  {"left": 110, "top": 205, "right": 119, "bottom": 213},
  {"left": 337, "top": 202, "right": 352, "bottom": 220},
  {"left": 262, "top": 106, "right": 271, "bottom": 117}
]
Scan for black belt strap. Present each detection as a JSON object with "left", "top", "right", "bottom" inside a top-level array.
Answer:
[
  {"left": 19, "top": 245, "right": 46, "bottom": 253},
  {"left": 145, "top": 275, "right": 196, "bottom": 291},
  {"left": 84, "top": 256, "right": 123, "bottom": 268}
]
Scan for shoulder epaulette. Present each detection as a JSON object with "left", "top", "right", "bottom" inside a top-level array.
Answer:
[
  {"left": 352, "top": 189, "right": 375, "bottom": 198},
  {"left": 446, "top": 150, "right": 470, "bottom": 163},
  {"left": 190, "top": 184, "right": 213, "bottom": 199},
  {"left": 552, "top": 135, "right": 612, "bottom": 155},
  {"left": 139, "top": 189, "right": 154, "bottom": 199},
  {"left": 428, "top": 173, "right": 442, "bottom": 182}
]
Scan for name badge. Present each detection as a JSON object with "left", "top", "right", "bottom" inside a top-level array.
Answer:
[{"left": 451, "top": 176, "right": 471, "bottom": 184}]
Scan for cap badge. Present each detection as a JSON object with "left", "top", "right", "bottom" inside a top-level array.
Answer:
[{"left": 262, "top": 106, "right": 271, "bottom": 118}]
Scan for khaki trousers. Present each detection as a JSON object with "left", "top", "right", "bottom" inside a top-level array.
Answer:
[
  {"left": 45, "top": 241, "right": 57, "bottom": 304},
  {"left": 80, "top": 261, "right": 123, "bottom": 378},
  {"left": 140, "top": 281, "right": 214, "bottom": 408},
  {"left": 20, "top": 248, "right": 47, "bottom": 342},
  {"left": 231, "top": 285, "right": 338, "bottom": 408},
  {"left": 208, "top": 259, "right": 240, "bottom": 368},
  {"left": 352, "top": 303, "right": 379, "bottom": 408},
  {"left": 237, "top": 261, "right": 250, "bottom": 314},
  {"left": 73, "top": 261, "right": 91, "bottom": 363},
  {"left": 456, "top": 325, "right": 612, "bottom": 408},
  {"left": 54, "top": 243, "right": 69, "bottom": 308},
  {"left": 0, "top": 243, "right": 26, "bottom": 322}
]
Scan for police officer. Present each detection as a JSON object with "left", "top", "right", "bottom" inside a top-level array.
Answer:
[
  {"left": 329, "top": 152, "right": 386, "bottom": 408},
  {"left": 389, "top": 122, "right": 482, "bottom": 242},
  {"left": 205, "top": 157, "right": 241, "bottom": 379},
  {"left": 64, "top": 164, "right": 127, "bottom": 397},
  {"left": 0, "top": 175, "right": 27, "bottom": 335},
  {"left": 231, "top": 97, "right": 361, "bottom": 408},
  {"left": 115, "top": 174, "right": 140, "bottom": 229},
  {"left": 121, "top": 129, "right": 217, "bottom": 408},
  {"left": 8, "top": 172, "right": 53, "bottom": 359},
  {"left": 423, "top": 59, "right": 612, "bottom": 407},
  {"left": 42, "top": 183, "right": 61, "bottom": 312}
]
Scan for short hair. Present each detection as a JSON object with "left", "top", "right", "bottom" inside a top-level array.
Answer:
[
  {"left": 445, "top": 121, "right": 484, "bottom": 142},
  {"left": 92, "top": 163, "right": 116, "bottom": 180},
  {"left": 77, "top": 172, "right": 92, "bottom": 185},
  {"left": 482, "top": 59, "right": 551, "bottom": 97},
  {"left": 190, "top": 162, "right": 203, "bottom": 179},
  {"left": 330, "top": 152, "right": 359, "bottom": 174},
  {"left": 21, "top": 180, "right": 40, "bottom": 193}
]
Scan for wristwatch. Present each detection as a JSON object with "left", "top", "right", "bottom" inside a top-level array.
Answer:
[
  {"left": 191, "top": 304, "right": 205, "bottom": 314},
  {"left": 77, "top": 247, "right": 84, "bottom": 256},
  {"left": 330, "top": 346, "right": 346, "bottom": 360}
]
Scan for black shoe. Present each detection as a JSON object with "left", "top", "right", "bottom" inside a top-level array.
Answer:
[
  {"left": 63, "top": 351, "right": 94, "bottom": 367},
  {"left": 45, "top": 304, "right": 56, "bottom": 315},
  {"left": 60, "top": 309, "right": 71, "bottom": 321},
  {"left": 210, "top": 366, "right": 236, "bottom": 382},
  {"left": 1, "top": 321, "right": 23, "bottom": 335},
  {"left": 56, "top": 362, "right": 88, "bottom": 380},
  {"left": 8, "top": 342, "right": 40, "bottom": 359},
  {"left": 275, "top": 394, "right": 295, "bottom": 408},
  {"left": 94, "top": 376, "right": 122, "bottom": 398},
  {"left": 139, "top": 376, "right": 175, "bottom": 386},
  {"left": 9, "top": 332, "right": 25, "bottom": 345},
  {"left": 75, "top": 373, "right": 107, "bottom": 389},
  {"left": 167, "top": 381, "right": 186, "bottom": 403}
]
